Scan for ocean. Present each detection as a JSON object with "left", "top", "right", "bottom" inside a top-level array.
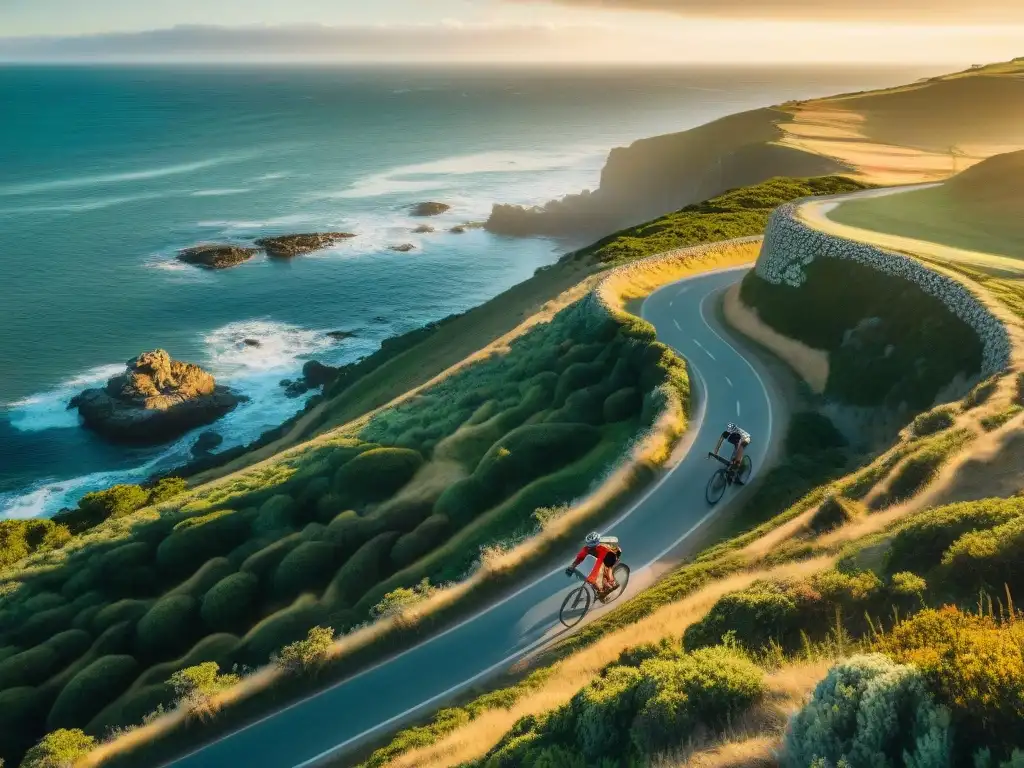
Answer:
[{"left": 0, "top": 63, "right": 939, "bottom": 518}]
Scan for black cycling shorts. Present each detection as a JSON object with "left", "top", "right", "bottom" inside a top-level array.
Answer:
[
  {"left": 722, "top": 431, "right": 750, "bottom": 447},
  {"left": 603, "top": 551, "right": 619, "bottom": 567}
]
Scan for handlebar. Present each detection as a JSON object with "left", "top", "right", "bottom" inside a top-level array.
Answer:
[{"left": 707, "top": 452, "right": 730, "bottom": 466}]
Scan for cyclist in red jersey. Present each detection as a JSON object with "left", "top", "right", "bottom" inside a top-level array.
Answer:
[{"left": 565, "top": 531, "right": 621, "bottom": 593}]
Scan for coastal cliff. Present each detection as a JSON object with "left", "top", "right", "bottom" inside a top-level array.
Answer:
[{"left": 485, "top": 108, "right": 847, "bottom": 241}]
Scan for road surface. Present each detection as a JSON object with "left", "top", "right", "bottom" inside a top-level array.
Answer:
[{"left": 169, "top": 265, "right": 780, "bottom": 768}]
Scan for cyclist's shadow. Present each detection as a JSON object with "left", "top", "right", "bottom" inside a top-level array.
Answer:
[{"left": 513, "top": 591, "right": 572, "bottom": 646}]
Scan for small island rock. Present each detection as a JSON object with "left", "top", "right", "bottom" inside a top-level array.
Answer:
[
  {"left": 450, "top": 225, "right": 467, "bottom": 234},
  {"left": 192, "top": 431, "right": 224, "bottom": 457},
  {"left": 242, "top": 338, "right": 261, "bottom": 348},
  {"left": 302, "top": 360, "right": 339, "bottom": 388},
  {"left": 326, "top": 330, "right": 356, "bottom": 340},
  {"left": 411, "top": 202, "right": 450, "bottom": 217},
  {"left": 70, "top": 349, "right": 241, "bottom": 444},
  {"left": 177, "top": 244, "right": 258, "bottom": 270},
  {"left": 389, "top": 243, "right": 416, "bottom": 253},
  {"left": 255, "top": 232, "right": 356, "bottom": 258},
  {"left": 412, "top": 225, "right": 436, "bottom": 234}
]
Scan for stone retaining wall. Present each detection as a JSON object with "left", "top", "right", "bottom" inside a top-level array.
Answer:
[{"left": 755, "top": 203, "right": 1011, "bottom": 375}]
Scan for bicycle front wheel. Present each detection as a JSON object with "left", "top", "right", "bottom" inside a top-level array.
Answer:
[
  {"left": 559, "top": 584, "right": 592, "bottom": 628},
  {"left": 706, "top": 469, "right": 728, "bottom": 504}
]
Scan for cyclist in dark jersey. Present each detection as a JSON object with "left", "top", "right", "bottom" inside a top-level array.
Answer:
[
  {"left": 565, "top": 531, "right": 621, "bottom": 593},
  {"left": 714, "top": 422, "right": 751, "bottom": 468}
]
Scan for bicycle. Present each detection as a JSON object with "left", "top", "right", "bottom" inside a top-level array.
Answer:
[
  {"left": 705, "top": 452, "right": 752, "bottom": 504},
  {"left": 559, "top": 563, "right": 631, "bottom": 628}
]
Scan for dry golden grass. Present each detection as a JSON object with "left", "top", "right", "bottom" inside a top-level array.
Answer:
[
  {"left": 387, "top": 558, "right": 835, "bottom": 768},
  {"left": 721, "top": 282, "right": 828, "bottom": 394}
]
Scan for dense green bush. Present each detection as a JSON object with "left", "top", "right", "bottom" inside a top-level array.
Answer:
[
  {"left": 0, "top": 686, "right": 47, "bottom": 762},
  {"left": 323, "top": 510, "right": 381, "bottom": 552},
  {"left": 321, "top": 532, "right": 400, "bottom": 612},
  {"left": 940, "top": 515, "right": 1024, "bottom": 597},
  {"left": 912, "top": 407, "right": 957, "bottom": 437},
  {"left": 333, "top": 447, "right": 423, "bottom": 503},
  {"left": 0, "top": 519, "right": 71, "bottom": 568},
  {"left": 273, "top": 541, "right": 338, "bottom": 598},
  {"left": 46, "top": 654, "right": 140, "bottom": 730},
  {"left": 92, "top": 599, "right": 150, "bottom": 635},
  {"left": 148, "top": 476, "right": 188, "bottom": 504},
  {"left": 14, "top": 604, "right": 77, "bottom": 646},
  {"left": 44, "top": 630, "right": 91, "bottom": 668},
  {"left": 475, "top": 424, "right": 601, "bottom": 500},
  {"left": 809, "top": 495, "right": 865, "bottom": 534},
  {"left": 156, "top": 509, "right": 252, "bottom": 576},
  {"left": 254, "top": 494, "right": 295, "bottom": 533},
  {"left": 135, "top": 594, "right": 199, "bottom": 659},
  {"left": 91, "top": 621, "right": 135, "bottom": 656},
  {"left": 602, "top": 387, "right": 642, "bottom": 423},
  {"left": 239, "top": 594, "right": 323, "bottom": 665},
  {"left": 240, "top": 533, "right": 303, "bottom": 580},
  {"left": 884, "top": 498, "right": 1024, "bottom": 576},
  {"left": 87, "top": 682, "right": 174, "bottom": 736},
  {"left": 0, "top": 645, "right": 59, "bottom": 690},
  {"left": 201, "top": 572, "right": 260, "bottom": 631},
  {"left": 391, "top": 515, "right": 451, "bottom": 570},
  {"left": 741, "top": 258, "right": 982, "bottom": 410},
  {"left": 168, "top": 556, "right": 236, "bottom": 598},
  {"left": 474, "top": 646, "right": 763, "bottom": 765},
  {"left": 877, "top": 608, "right": 1024, "bottom": 763},
  {"left": 21, "top": 728, "right": 97, "bottom": 768},
  {"left": 371, "top": 498, "right": 435, "bottom": 534},
  {"left": 784, "top": 654, "right": 952, "bottom": 768}
]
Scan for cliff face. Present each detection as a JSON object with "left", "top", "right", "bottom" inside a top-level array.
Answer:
[{"left": 485, "top": 108, "right": 847, "bottom": 241}]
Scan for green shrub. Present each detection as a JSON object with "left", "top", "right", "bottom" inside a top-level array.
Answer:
[
  {"left": 940, "top": 515, "right": 1024, "bottom": 597},
  {"left": 254, "top": 494, "right": 295, "bottom": 533},
  {"left": 239, "top": 594, "right": 323, "bottom": 666},
  {"left": 432, "top": 476, "right": 490, "bottom": 528},
  {"left": 545, "top": 390, "right": 604, "bottom": 426},
  {"left": 91, "top": 599, "right": 150, "bottom": 635},
  {"left": 21, "top": 728, "right": 97, "bottom": 768},
  {"left": 371, "top": 499, "right": 435, "bottom": 534},
  {"left": 45, "top": 630, "right": 91, "bottom": 666},
  {"left": 0, "top": 645, "right": 59, "bottom": 690},
  {"left": 91, "top": 621, "right": 135, "bottom": 656},
  {"left": 981, "top": 405, "right": 1024, "bottom": 431},
  {"left": 783, "top": 654, "right": 952, "bottom": 768},
  {"left": 201, "top": 572, "right": 259, "bottom": 631},
  {"left": 321, "top": 532, "right": 400, "bottom": 611},
  {"left": 323, "top": 511, "right": 381, "bottom": 552},
  {"left": 275, "top": 625, "right": 334, "bottom": 675},
  {"left": 877, "top": 608, "right": 1024, "bottom": 763},
  {"left": 156, "top": 509, "right": 252, "bottom": 576},
  {"left": 167, "top": 557, "right": 235, "bottom": 598},
  {"left": 76, "top": 483, "right": 150, "bottom": 524},
  {"left": 0, "top": 686, "right": 47, "bottom": 762},
  {"left": 240, "top": 533, "right": 303, "bottom": 580},
  {"left": 14, "top": 604, "right": 77, "bottom": 646},
  {"left": 878, "top": 431, "right": 973, "bottom": 507},
  {"left": 912, "top": 407, "right": 957, "bottom": 437},
  {"left": 475, "top": 424, "right": 601, "bottom": 500},
  {"left": 46, "top": 654, "right": 140, "bottom": 730},
  {"left": 135, "top": 594, "right": 199, "bottom": 659},
  {"left": 130, "top": 633, "right": 240, "bottom": 691},
  {"left": 0, "top": 519, "right": 71, "bottom": 568},
  {"left": 332, "top": 448, "right": 423, "bottom": 503},
  {"left": 148, "top": 476, "right": 188, "bottom": 504},
  {"left": 87, "top": 683, "right": 174, "bottom": 735},
  {"left": 885, "top": 498, "right": 1024, "bottom": 575},
  {"left": 962, "top": 376, "right": 999, "bottom": 410},
  {"left": 553, "top": 362, "right": 606, "bottom": 407},
  {"left": 60, "top": 566, "right": 99, "bottom": 599},
  {"left": 602, "top": 387, "right": 642, "bottom": 423},
  {"left": 168, "top": 661, "right": 239, "bottom": 708},
  {"left": 809, "top": 495, "right": 865, "bottom": 534},
  {"left": 390, "top": 515, "right": 451, "bottom": 570},
  {"left": 273, "top": 541, "right": 337, "bottom": 598}
]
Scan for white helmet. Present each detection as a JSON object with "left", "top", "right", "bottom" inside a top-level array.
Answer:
[{"left": 584, "top": 531, "right": 601, "bottom": 546}]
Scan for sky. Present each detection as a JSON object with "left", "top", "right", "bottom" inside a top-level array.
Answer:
[{"left": 1, "top": 0, "right": 1022, "bottom": 64}]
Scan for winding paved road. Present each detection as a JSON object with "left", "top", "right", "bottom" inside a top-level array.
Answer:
[{"left": 169, "top": 264, "right": 782, "bottom": 768}]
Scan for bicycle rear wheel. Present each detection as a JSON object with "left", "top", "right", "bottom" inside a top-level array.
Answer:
[
  {"left": 706, "top": 469, "right": 728, "bottom": 504},
  {"left": 601, "top": 563, "right": 631, "bottom": 605},
  {"left": 738, "top": 455, "right": 753, "bottom": 484},
  {"left": 559, "top": 584, "right": 592, "bottom": 627}
]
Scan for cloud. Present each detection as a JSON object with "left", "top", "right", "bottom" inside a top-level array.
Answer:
[{"left": 509, "top": 0, "right": 1024, "bottom": 22}]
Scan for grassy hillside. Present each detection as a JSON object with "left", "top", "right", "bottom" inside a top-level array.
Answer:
[
  {"left": 0, "top": 176, "right": 859, "bottom": 768},
  {"left": 356, "top": 345, "right": 1024, "bottom": 768},
  {"left": 828, "top": 150, "right": 1024, "bottom": 260}
]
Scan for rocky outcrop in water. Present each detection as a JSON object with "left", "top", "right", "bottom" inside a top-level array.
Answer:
[
  {"left": 70, "top": 350, "right": 241, "bottom": 444},
  {"left": 412, "top": 225, "right": 435, "bottom": 234},
  {"left": 255, "top": 232, "right": 356, "bottom": 258},
  {"left": 411, "top": 202, "right": 450, "bottom": 217},
  {"left": 192, "top": 430, "right": 224, "bottom": 457},
  {"left": 178, "top": 244, "right": 258, "bottom": 270},
  {"left": 389, "top": 243, "right": 416, "bottom": 253}
]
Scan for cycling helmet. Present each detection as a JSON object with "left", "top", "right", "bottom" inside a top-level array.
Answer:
[
  {"left": 726, "top": 423, "right": 737, "bottom": 432},
  {"left": 584, "top": 531, "right": 601, "bottom": 547}
]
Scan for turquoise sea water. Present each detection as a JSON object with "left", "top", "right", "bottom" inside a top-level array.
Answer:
[{"left": 0, "top": 63, "right": 938, "bottom": 517}]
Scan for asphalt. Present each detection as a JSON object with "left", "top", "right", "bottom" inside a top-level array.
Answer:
[{"left": 167, "top": 265, "right": 780, "bottom": 768}]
